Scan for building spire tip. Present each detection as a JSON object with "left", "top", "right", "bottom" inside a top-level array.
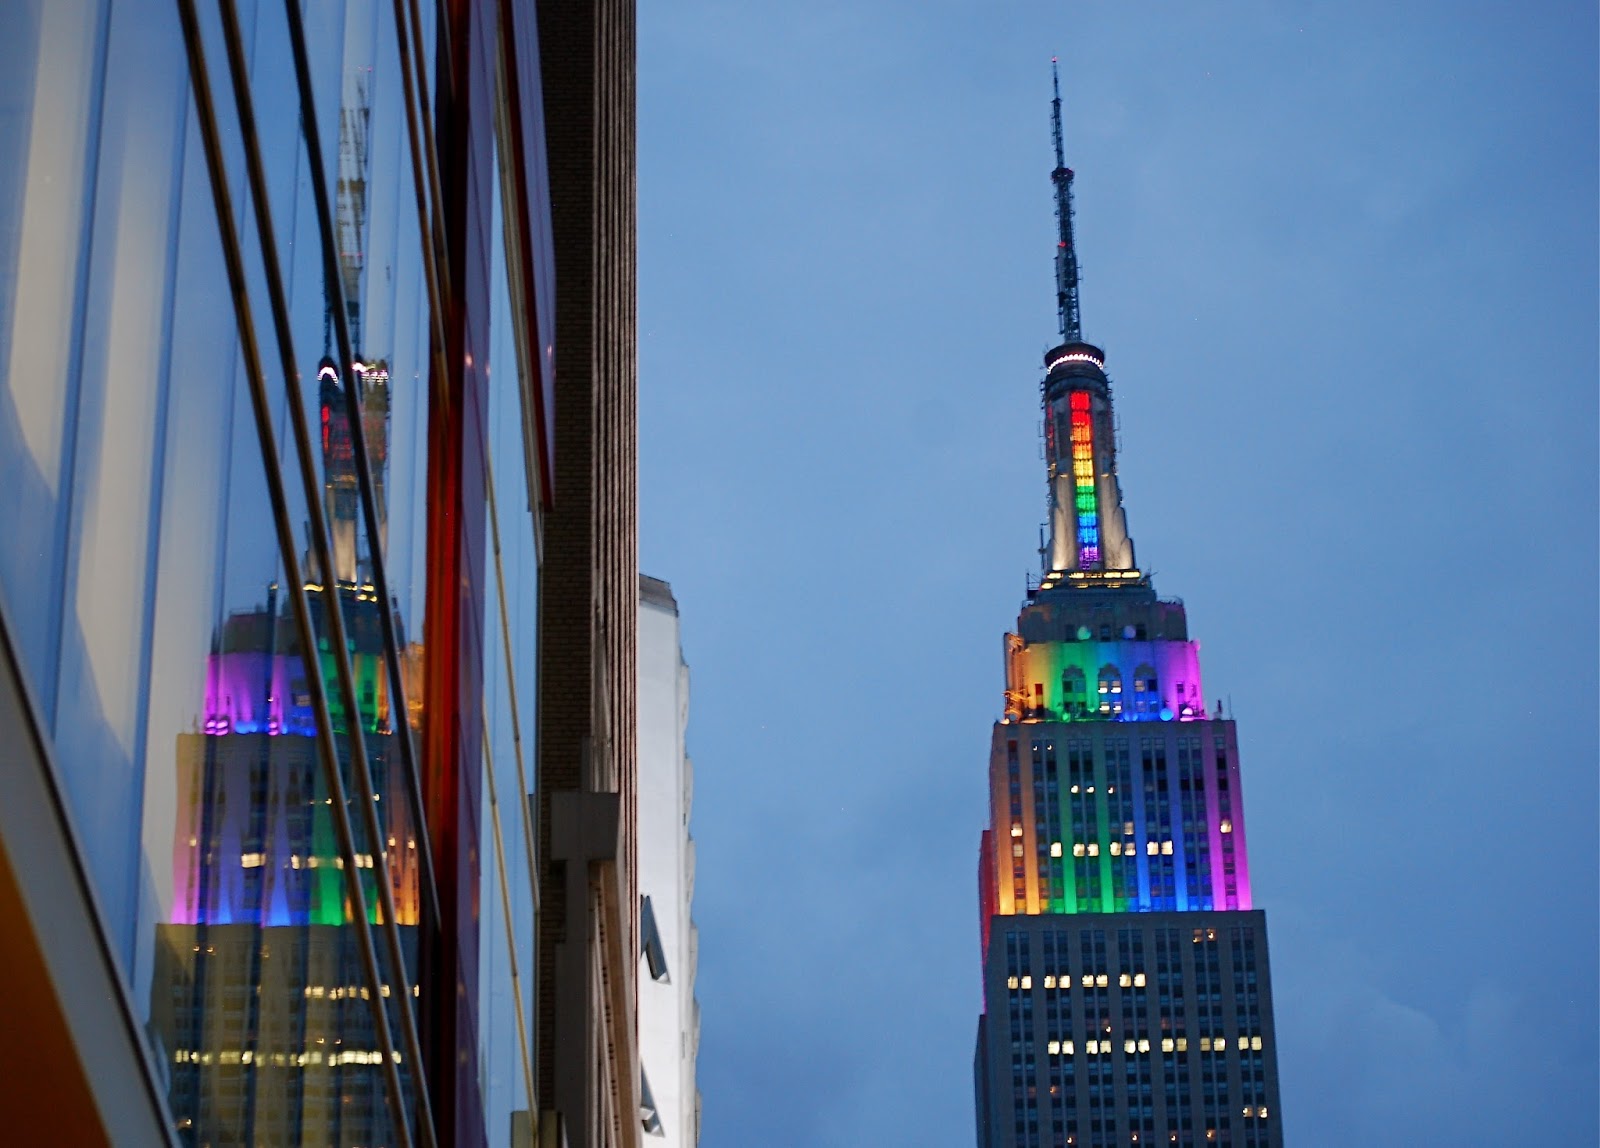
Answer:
[{"left": 1050, "top": 61, "right": 1081, "bottom": 343}]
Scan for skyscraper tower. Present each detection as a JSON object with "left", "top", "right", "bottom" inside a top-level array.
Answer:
[{"left": 973, "top": 65, "right": 1284, "bottom": 1148}]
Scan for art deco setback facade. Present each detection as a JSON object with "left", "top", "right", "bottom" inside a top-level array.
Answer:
[
  {"left": 0, "top": 2, "right": 641, "bottom": 1146},
  {"left": 972, "top": 67, "right": 1283, "bottom": 1148}
]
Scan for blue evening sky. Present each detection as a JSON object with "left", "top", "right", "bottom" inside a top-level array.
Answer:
[{"left": 636, "top": 3, "right": 1598, "bottom": 1144}]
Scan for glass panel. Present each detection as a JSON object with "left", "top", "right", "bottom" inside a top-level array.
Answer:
[
  {"left": 1, "top": 0, "right": 444, "bottom": 1140},
  {"left": 478, "top": 140, "right": 539, "bottom": 1139},
  {"left": 0, "top": 0, "right": 105, "bottom": 721},
  {"left": 51, "top": 0, "right": 191, "bottom": 956}
]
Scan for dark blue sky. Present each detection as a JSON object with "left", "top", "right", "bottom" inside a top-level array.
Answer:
[{"left": 635, "top": 3, "right": 1598, "bottom": 1143}]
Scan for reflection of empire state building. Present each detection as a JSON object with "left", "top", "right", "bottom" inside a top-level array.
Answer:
[
  {"left": 972, "top": 66, "right": 1284, "bottom": 1148},
  {"left": 150, "top": 74, "right": 422, "bottom": 1148},
  {"left": 321, "top": 68, "right": 389, "bottom": 593}
]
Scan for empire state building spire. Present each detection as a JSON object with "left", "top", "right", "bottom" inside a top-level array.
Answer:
[
  {"left": 1040, "top": 69, "right": 1137, "bottom": 582},
  {"left": 1051, "top": 58, "right": 1082, "bottom": 344}
]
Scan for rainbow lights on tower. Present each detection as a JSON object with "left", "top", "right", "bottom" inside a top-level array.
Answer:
[{"left": 1068, "top": 392, "right": 1099, "bottom": 565}]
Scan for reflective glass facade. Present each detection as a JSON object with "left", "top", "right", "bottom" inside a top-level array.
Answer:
[{"left": 0, "top": 0, "right": 554, "bottom": 1144}]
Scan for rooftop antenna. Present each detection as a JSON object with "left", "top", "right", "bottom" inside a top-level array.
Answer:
[
  {"left": 333, "top": 68, "right": 372, "bottom": 357},
  {"left": 1050, "top": 57, "right": 1082, "bottom": 343}
]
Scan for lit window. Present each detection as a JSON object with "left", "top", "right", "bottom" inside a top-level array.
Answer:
[
  {"left": 1219, "top": 819, "right": 1232, "bottom": 834},
  {"left": 1134, "top": 972, "right": 1146, "bottom": 987},
  {"left": 1147, "top": 841, "right": 1160, "bottom": 856},
  {"left": 1238, "top": 1036, "right": 1249, "bottom": 1051},
  {"left": 241, "top": 852, "right": 265, "bottom": 868},
  {"left": 1070, "top": 784, "right": 1080, "bottom": 794},
  {"left": 1176, "top": 1038, "right": 1188, "bottom": 1052},
  {"left": 1050, "top": 841, "right": 1063, "bottom": 857},
  {"left": 1125, "top": 1039, "right": 1137, "bottom": 1054},
  {"left": 1007, "top": 976, "right": 1019, "bottom": 989},
  {"left": 1082, "top": 974, "right": 1094, "bottom": 987},
  {"left": 1242, "top": 1107, "right": 1254, "bottom": 1118},
  {"left": 1161, "top": 1038, "right": 1174, "bottom": 1052},
  {"left": 1259, "top": 1107, "right": 1269, "bottom": 1119},
  {"left": 1073, "top": 843, "right": 1086, "bottom": 857},
  {"left": 1044, "top": 975, "right": 1057, "bottom": 988},
  {"left": 1021, "top": 975, "right": 1032, "bottom": 989},
  {"left": 1110, "top": 842, "right": 1122, "bottom": 856},
  {"left": 1062, "top": 1040, "right": 1074, "bottom": 1055},
  {"left": 1011, "top": 824, "right": 1023, "bottom": 837},
  {"left": 1199, "top": 1037, "right": 1211, "bottom": 1052},
  {"left": 1013, "top": 843, "right": 1024, "bottom": 857},
  {"left": 1048, "top": 1040, "right": 1061, "bottom": 1055},
  {"left": 1251, "top": 1036, "right": 1263, "bottom": 1051},
  {"left": 1087, "top": 843, "right": 1100, "bottom": 856},
  {"left": 1119, "top": 973, "right": 1132, "bottom": 987},
  {"left": 1124, "top": 821, "right": 1135, "bottom": 835},
  {"left": 1138, "top": 1038, "right": 1150, "bottom": 1053},
  {"left": 1162, "top": 841, "right": 1174, "bottom": 855},
  {"left": 1096, "top": 973, "right": 1108, "bottom": 987}
]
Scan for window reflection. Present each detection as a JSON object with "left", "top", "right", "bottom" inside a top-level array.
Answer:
[
  {"left": 0, "top": 0, "right": 546, "bottom": 1138},
  {"left": 151, "top": 425, "right": 425, "bottom": 1144}
]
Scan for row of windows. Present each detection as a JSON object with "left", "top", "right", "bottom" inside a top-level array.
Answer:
[
  {"left": 1001, "top": 927, "right": 1263, "bottom": 966},
  {"left": 1010, "top": 972, "right": 1151, "bottom": 989},
  {"left": 174, "top": 1048, "right": 402, "bottom": 1067},
  {"left": 1041, "top": 1035, "right": 1267, "bottom": 1055}
]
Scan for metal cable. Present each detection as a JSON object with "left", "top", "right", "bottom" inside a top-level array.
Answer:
[
  {"left": 480, "top": 699, "right": 538, "bottom": 1116},
  {"left": 484, "top": 441, "right": 540, "bottom": 909},
  {"left": 385, "top": 0, "right": 453, "bottom": 422}
]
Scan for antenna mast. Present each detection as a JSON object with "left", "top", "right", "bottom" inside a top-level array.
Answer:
[{"left": 1051, "top": 58, "right": 1082, "bottom": 343}]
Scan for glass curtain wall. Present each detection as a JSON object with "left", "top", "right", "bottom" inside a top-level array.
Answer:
[
  {"left": 0, "top": 0, "right": 548, "bottom": 1144},
  {"left": 477, "top": 128, "right": 542, "bottom": 1142}
]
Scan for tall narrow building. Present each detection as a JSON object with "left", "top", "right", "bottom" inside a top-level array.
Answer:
[
  {"left": 973, "top": 66, "right": 1284, "bottom": 1148},
  {"left": 637, "top": 576, "right": 703, "bottom": 1147}
]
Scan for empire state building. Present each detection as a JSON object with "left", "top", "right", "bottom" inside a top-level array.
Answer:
[{"left": 972, "top": 66, "right": 1285, "bottom": 1148}]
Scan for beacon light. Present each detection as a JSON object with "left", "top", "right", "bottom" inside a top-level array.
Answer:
[{"left": 1047, "top": 349, "right": 1105, "bottom": 372}]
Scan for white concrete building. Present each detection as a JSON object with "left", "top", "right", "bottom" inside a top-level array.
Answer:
[{"left": 637, "top": 576, "right": 701, "bottom": 1144}]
